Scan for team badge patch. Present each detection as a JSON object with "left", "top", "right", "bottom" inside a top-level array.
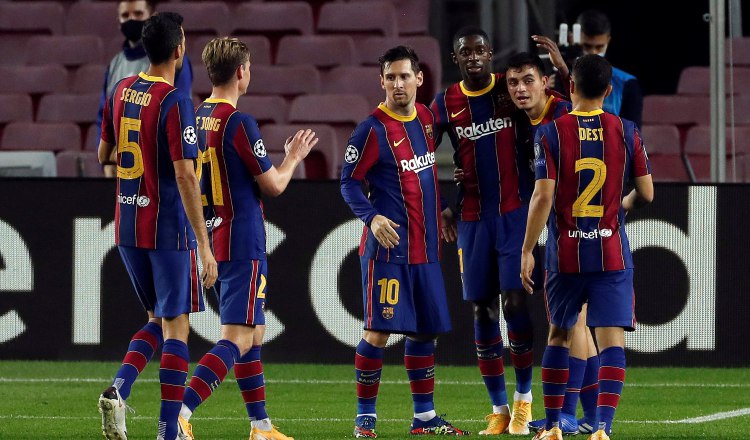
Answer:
[
  {"left": 344, "top": 144, "right": 359, "bottom": 163},
  {"left": 382, "top": 306, "right": 394, "bottom": 319},
  {"left": 534, "top": 143, "right": 542, "bottom": 159},
  {"left": 136, "top": 195, "right": 150, "bottom": 207},
  {"left": 183, "top": 126, "right": 197, "bottom": 144},
  {"left": 425, "top": 124, "right": 433, "bottom": 139},
  {"left": 253, "top": 139, "right": 267, "bottom": 158}
]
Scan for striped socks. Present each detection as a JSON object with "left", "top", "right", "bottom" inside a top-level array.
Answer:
[
  {"left": 355, "top": 339, "right": 384, "bottom": 416},
  {"left": 474, "top": 319, "right": 508, "bottom": 408},
  {"left": 182, "top": 339, "right": 240, "bottom": 417},
  {"left": 404, "top": 339, "right": 436, "bottom": 415},
  {"left": 158, "top": 339, "right": 189, "bottom": 440},
  {"left": 562, "top": 356, "right": 586, "bottom": 416},
  {"left": 596, "top": 347, "right": 626, "bottom": 434},
  {"left": 541, "top": 345, "right": 569, "bottom": 430},
  {"left": 235, "top": 345, "right": 268, "bottom": 422},
  {"left": 112, "top": 321, "right": 163, "bottom": 400},
  {"left": 580, "top": 354, "right": 601, "bottom": 420}
]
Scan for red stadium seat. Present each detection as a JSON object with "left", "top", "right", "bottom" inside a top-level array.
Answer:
[
  {"left": 683, "top": 125, "right": 750, "bottom": 182},
  {"left": 55, "top": 150, "right": 103, "bottom": 178},
  {"left": 0, "top": 35, "right": 32, "bottom": 65},
  {"left": 323, "top": 66, "right": 384, "bottom": 109},
  {"left": 190, "top": 35, "right": 272, "bottom": 67},
  {"left": 727, "top": 37, "right": 750, "bottom": 66},
  {"left": 37, "top": 94, "right": 100, "bottom": 124},
  {"left": 72, "top": 64, "right": 107, "bottom": 95},
  {"left": 262, "top": 123, "right": 339, "bottom": 179},
  {"left": 231, "top": 2, "right": 314, "bottom": 36},
  {"left": 0, "top": 2, "right": 64, "bottom": 35},
  {"left": 677, "top": 66, "right": 750, "bottom": 95},
  {"left": 85, "top": 124, "right": 100, "bottom": 151},
  {"left": 643, "top": 95, "right": 709, "bottom": 126},
  {"left": 317, "top": 2, "right": 398, "bottom": 37},
  {"left": 267, "top": 152, "right": 306, "bottom": 179},
  {"left": 0, "top": 65, "right": 68, "bottom": 94},
  {"left": 289, "top": 94, "right": 369, "bottom": 126},
  {"left": 247, "top": 65, "right": 321, "bottom": 98},
  {"left": 26, "top": 36, "right": 104, "bottom": 68},
  {"left": 727, "top": 96, "right": 750, "bottom": 125},
  {"left": 65, "top": 2, "right": 120, "bottom": 40},
  {"left": 276, "top": 36, "right": 357, "bottom": 68},
  {"left": 0, "top": 94, "right": 33, "bottom": 123},
  {"left": 161, "top": 2, "right": 230, "bottom": 37},
  {"left": 348, "top": 0, "right": 430, "bottom": 35},
  {"left": 641, "top": 125, "right": 688, "bottom": 182},
  {"left": 1, "top": 122, "right": 81, "bottom": 152},
  {"left": 237, "top": 96, "right": 288, "bottom": 125}
]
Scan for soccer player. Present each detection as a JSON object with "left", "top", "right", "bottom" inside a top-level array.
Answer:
[
  {"left": 97, "top": 12, "right": 217, "bottom": 440},
  {"left": 175, "top": 37, "right": 317, "bottom": 440},
  {"left": 431, "top": 27, "right": 541, "bottom": 435},
  {"left": 341, "top": 46, "right": 469, "bottom": 438},
  {"left": 521, "top": 54, "right": 653, "bottom": 440}
]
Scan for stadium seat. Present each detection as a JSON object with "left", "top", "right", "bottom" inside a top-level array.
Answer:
[
  {"left": 0, "top": 65, "right": 68, "bottom": 94},
  {"left": 65, "top": 2, "right": 120, "bottom": 40},
  {"left": 642, "top": 95, "right": 709, "bottom": 126},
  {"left": 0, "top": 35, "right": 32, "bottom": 65},
  {"left": 37, "top": 94, "right": 99, "bottom": 124},
  {"left": 72, "top": 64, "right": 107, "bottom": 94},
  {"left": 641, "top": 125, "right": 688, "bottom": 182},
  {"left": 262, "top": 123, "right": 339, "bottom": 179},
  {"left": 289, "top": 94, "right": 369, "bottom": 126},
  {"left": 0, "top": 2, "right": 64, "bottom": 35},
  {"left": 190, "top": 35, "right": 272, "bottom": 67},
  {"left": 247, "top": 65, "right": 321, "bottom": 98},
  {"left": 26, "top": 36, "right": 104, "bottom": 68},
  {"left": 267, "top": 152, "right": 305, "bottom": 179},
  {"left": 317, "top": 2, "right": 398, "bottom": 37},
  {"left": 1, "top": 122, "right": 81, "bottom": 152},
  {"left": 682, "top": 125, "right": 749, "bottom": 182},
  {"left": 231, "top": 2, "right": 314, "bottom": 37},
  {"left": 348, "top": 0, "right": 430, "bottom": 35},
  {"left": 85, "top": 124, "right": 100, "bottom": 151},
  {"left": 0, "top": 94, "right": 33, "bottom": 124},
  {"left": 276, "top": 36, "right": 357, "bottom": 68},
  {"left": 677, "top": 66, "right": 750, "bottom": 95},
  {"left": 727, "top": 37, "right": 750, "bottom": 66},
  {"left": 323, "top": 66, "right": 384, "bottom": 108},
  {"left": 162, "top": 2, "right": 230, "bottom": 37},
  {"left": 237, "top": 96, "right": 288, "bottom": 125},
  {"left": 55, "top": 150, "right": 103, "bottom": 178}
]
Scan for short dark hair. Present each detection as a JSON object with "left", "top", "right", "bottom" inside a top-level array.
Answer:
[
  {"left": 576, "top": 10, "right": 611, "bottom": 36},
  {"left": 378, "top": 45, "right": 420, "bottom": 75},
  {"left": 141, "top": 11, "right": 184, "bottom": 65},
  {"left": 119, "top": 0, "right": 157, "bottom": 12},
  {"left": 572, "top": 54, "right": 612, "bottom": 99},
  {"left": 452, "top": 26, "right": 490, "bottom": 51},
  {"left": 505, "top": 52, "right": 546, "bottom": 77}
]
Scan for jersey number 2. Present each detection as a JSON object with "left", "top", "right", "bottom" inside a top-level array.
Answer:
[{"left": 572, "top": 158, "right": 607, "bottom": 217}]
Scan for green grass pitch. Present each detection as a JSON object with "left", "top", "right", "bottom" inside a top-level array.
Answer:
[{"left": 0, "top": 361, "right": 748, "bottom": 439}]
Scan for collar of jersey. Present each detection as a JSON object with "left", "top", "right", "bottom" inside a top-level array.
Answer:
[
  {"left": 459, "top": 74, "right": 495, "bottom": 97},
  {"left": 138, "top": 72, "right": 170, "bottom": 84},
  {"left": 378, "top": 103, "right": 416, "bottom": 121},
  {"left": 205, "top": 97, "right": 235, "bottom": 108},
  {"left": 570, "top": 109, "right": 604, "bottom": 116},
  {"left": 530, "top": 95, "right": 555, "bottom": 126}
]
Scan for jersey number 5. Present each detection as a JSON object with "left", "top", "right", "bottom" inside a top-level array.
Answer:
[
  {"left": 572, "top": 158, "right": 607, "bottom": 217},
  {"left": 117, "top": 117, "right": 144, "bottom": 179}
]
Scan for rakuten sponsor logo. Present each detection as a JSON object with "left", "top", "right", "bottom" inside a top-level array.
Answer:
[
  {"left": 455, "top": 117, "right": 512, "bottom": 141},
  {"left": 400, "top": 151, "right": 436, "bottom": 173}
]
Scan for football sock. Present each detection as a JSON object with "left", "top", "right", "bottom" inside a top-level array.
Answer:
[
  {"left": 182, "top": 339, "right": 240, "bottom": 417},
  {"left": 158, "top": 339, "right": 189, "bottom": 440},
  {"left": 562, "top": 356, "right": 586, "bottom": 415},
  {"left": 541, "top": 345, "right": 569, "bottom": 430},
  {"left": 112, "top": 321, "right": 163, "bottom": 400},
  {"left": 507, "top": 318, "right": 534, "bottom": 395},
  {"left": 580, "top": 354, "right": 601, "bottom": 420},
  {"left": 235, "top": 345, "right": 268, "bottom": 421},
  {"left": 404, "top": 338, "right": 435, "bottom": 414},
  {"left": 415, "top": 410, "right": 437, "bottom": 421},
  {"left": 251, "top": 418, "right": 273, "bottom": 431},
  {"left": 474, "top": 319, "right": 508, "bottom": 408},
  {"left": 596, "top": 347, "right": 626, "bottom": 434},
  {"left": 355, "top": 339, "right": 384, "bottom": 416}
]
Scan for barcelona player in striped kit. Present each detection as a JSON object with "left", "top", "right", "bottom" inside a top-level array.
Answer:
[
  {"left": 341, "top": 46, "right": 469, "bottom": 438},
  {"left": 97, "top": 12, "right": 218, "bottom": 440},
  {"left": 521, "top": 55, "right": 653, "bottom": 440},
  {"left": 174, "top": 38, "right": 317, "bottom": 440}
]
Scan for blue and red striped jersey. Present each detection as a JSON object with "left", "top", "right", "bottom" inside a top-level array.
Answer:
[
  {"left": 340, "top": 103, "right": 441, "bottom": 264},
  {"left": 431, "top": 73, "right": 523, "bottom": 220},
  {"left": 196, "top": 98, "right": 272, "bottom": 262},
  {"left": 534, "top": 109, "right": 651, "bottom": 273},
  {"left": 515, "top": 93, "right": 572, "bottom": 176},
  {"left": 101, "top": 72, "right": 200, "bottom": 250}
]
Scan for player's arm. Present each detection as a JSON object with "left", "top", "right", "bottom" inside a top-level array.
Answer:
[
  {"left": 521, "top": 178, "right": 555, "bottom": 293},
  {"left": 620, "top": 78, "right": 643, "bottom": 128},
  {"left": 622, "top": 124, "right": 653, "bottom": 211},
  {"left": 256, "top": 129, "right": 318, "bottom": 197},
  {"left": 98, "top": 88, "right": 117, "bottom": 177},
  {"left": 532, "top": 35, "right": 570, "bottom": 79}
]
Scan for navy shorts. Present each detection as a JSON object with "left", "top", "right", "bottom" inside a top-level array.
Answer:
[
  {"left": 214, "top": 259, "right": 267, "bottom": 326},
  {"left": 544, "top": 269, "right": 636, "bottom": 331},
  {"left": 457, "top": 205, "right": 534, "bottom": 300},
  {"left": 360, "top": 257, "right": 451, "bottom": 335},
  {"left": 118, "top": 245, "right": 204, "bottom": 318}
]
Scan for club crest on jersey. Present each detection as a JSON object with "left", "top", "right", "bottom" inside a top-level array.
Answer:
[
  {"left": 344, "top": 144, "right": 359, "bottom": 163},
  {"left": 455, "top": 117, "right": 512, "bottom": 141},
  {"left": 400, "top": 151, "right": 436, "bottom": 173},
  {"left": 253, "top": 139, "right": 267, "bottom": 158},
  {"left": 183, "top": 126, "right": 197, "bottom": 144},
  {"left": 425, "top": 124, "right": 433, "bottom": 139},
  {"left": 382, "top": 306, "right": 394, "bottom": 319}
]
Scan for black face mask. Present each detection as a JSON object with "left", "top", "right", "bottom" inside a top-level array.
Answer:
[{"left": 120, "top": 20, "right": 145, "bottom": 43}]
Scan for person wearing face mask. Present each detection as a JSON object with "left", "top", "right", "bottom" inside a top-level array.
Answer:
[{"left": 96, "top": 0, "right": 194, "bottom": 165}]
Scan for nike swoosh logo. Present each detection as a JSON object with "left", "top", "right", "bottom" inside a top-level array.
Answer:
[
  {"left": 450, "top": 108, "right": 466, "bottom": 118},
  {"left": 394, "top": 137, "right": 406, "bottom": 147}
]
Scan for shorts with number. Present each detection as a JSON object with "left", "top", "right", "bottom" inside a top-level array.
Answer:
[
  {"left": 360, "top": 257, "right": 451, "bottom": 335},
  {"left": 457, "top": 205, "right": 536, "bottom": 300},
  {"left": 214, "top": 259, "right": 267, "bottom": 326},
  {"left": 544, "top": 269, "right": 636, "bottom": 331},
  {"left": 118, "top": 245, "right": 204, "bottom": 318}
]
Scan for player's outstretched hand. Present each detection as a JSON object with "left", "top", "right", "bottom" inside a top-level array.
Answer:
[
  {"left": 198, "top": 243, "right": 218, "bottom": 289},
  {"left": 520, "top": 249, "right": 535, "bottom": 294},
  {"left": 440, "top": 207, "right": 457, "bottom": 243},
  {"left": 532, "top": 35, "right": 569, "bottom": 77},
  {"left": 370, "top": 214, "right": 400, "bottom": 248},
  {"left": 284, "top": 129, "right": 319, "bottom": 163},
  {"left": 453, "top": 167, "right": 465, "bottom": 185}
]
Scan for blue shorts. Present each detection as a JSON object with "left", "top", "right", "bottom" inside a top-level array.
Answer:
[
  {"left": 214, "top": 259, "right": 266, "bottom": 326},
  {"left": 360, "top": 257, "right": 451, "bottom": 335},
  {"left": 118, "top": 245, "right": 204, "bottom": 319},
  {"left": 544, "top": 269, "right": 636, "bottom": 331},
  {"left": 457, "top": 205, "right": 533, "bottom": 300}
]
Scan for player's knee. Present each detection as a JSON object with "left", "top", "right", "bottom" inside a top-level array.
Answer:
[
  {"left": 547, "top": 325, "right": 569, "bottom": 347},
  {"left": 363, "top": 329, "right": 390, "bottom": 348},
  {"left": 501, "top": 289, "right": 528, "bottom": 319},
  {"left": 472, "top": 297, "right": 500, "bottom": 322},
  {"left": 408, "top": 334, "right": 437, "bottom": 343}
]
